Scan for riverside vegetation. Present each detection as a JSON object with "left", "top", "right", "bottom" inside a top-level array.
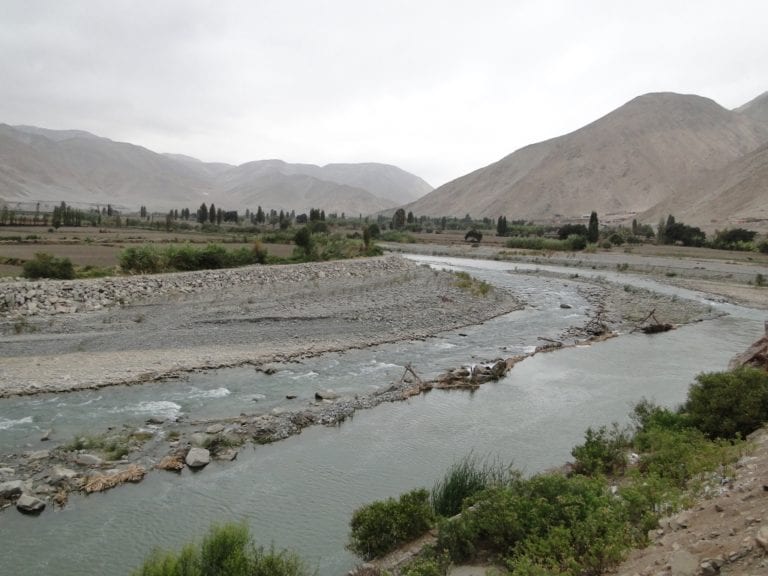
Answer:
[{"left": 130, "top": 365, "right": 768, "bottom": 576}]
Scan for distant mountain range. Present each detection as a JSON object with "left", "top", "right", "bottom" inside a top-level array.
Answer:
[
  {"left": 0, "top": 125, "right": 432, "bottom": 214},
  {"left": 402, "top": 91, "right": 768, "bottom": 230}
]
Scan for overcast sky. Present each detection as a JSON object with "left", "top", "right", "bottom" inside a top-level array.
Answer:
[{"left": 1, "top": 1, "right": 766, "bottom": 187}]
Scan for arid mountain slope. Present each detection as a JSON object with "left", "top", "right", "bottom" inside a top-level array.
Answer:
[
  {"left": 0, "top": 125, "right": 430, "bottom": 214},
  {"left": 641, "top": 142, "right": 768, "bottom": 230},
  {"left": 404, "top": 93, "right": 768, "bottom": 220},
  {"left": 736, "top": 90, "right": 768, "bottom": 127},
  {"left": 0, "top": 124, "right": 212, "bottom": 207}
]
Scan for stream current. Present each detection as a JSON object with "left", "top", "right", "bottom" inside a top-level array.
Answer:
[{"left": 0, "top": 256, "right": 763, "bottom": 575}]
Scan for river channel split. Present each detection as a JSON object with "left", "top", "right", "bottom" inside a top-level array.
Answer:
[{"left": 0, "top": 255, "right": 763, "bottom": 576}]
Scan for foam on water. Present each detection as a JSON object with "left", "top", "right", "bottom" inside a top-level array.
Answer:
[
  {"left": 189, "top": 387, "right": 231, "bottom": 399},
  {"left": 0, "top": 416, "right": 33, "bottom": 430},
  {"left": 110, "top": 401, "right": 182, "bottom": 419}
]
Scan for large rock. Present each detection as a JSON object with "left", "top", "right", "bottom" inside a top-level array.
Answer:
[
  {"left": 205, "top": 424, "right": 225, "bottom": 435},
  {"left": 315, "top": 389, "right": 339, "bottom": 401},
  {"left": 0, "top": 480, "right": 24, "bottom": 499},
  {"left": 75, "top": 454, "right": 103, "bottom": 467},
  {"left": 185, "top": 448, "right": 211, "bottom": 468},
  {"left": 16, "top": 494, "right": 45, "bottom": 514}
]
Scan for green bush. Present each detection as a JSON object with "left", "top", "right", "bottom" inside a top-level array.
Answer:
[
  {"left": 571, "top": 424, "right": 630, "bottom": 476},
  {"left": 120, "top": 243, "right": 268, "bottom": 274},
  {"left": 348, "top": 488, "right": 435, "bottom": 560},
  {"left": 120, "top": 246, "right": 163, "bottom": 274},
  {"left": 22, "top": 252, "right": 75, "bottom": 280},
  {"left": 132, "top": 522, "right": 310, "bottom": 576},
  {"left": 401, "top": 549, "right": 451, "bottom": 576},
  {"left": 634, "top": 426, "right": 735, "bottom": 488},
  {"left": 684, "top": 366, "right": 768, "bottom": 439}
]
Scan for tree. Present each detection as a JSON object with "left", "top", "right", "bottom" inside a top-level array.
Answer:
[
  {"left": 392, "top": 208, "right": 406, "bottom": 230},
  {"left": 558, "top": 223, "right": 588, "bottom": 240},
  {"left": 406, "top": 211, "right": 414, "bottom": 224},
  {"left": 209, "top": 203, "right": 216, "bottom": 224},
  {"left": 587, "top": 211, "right": 599, "bottom": 243},
  {"left": 293, "top": 227, "right": 314, "bottom": 259},
  {"left": 496, "top": 216, "right": 508, "bottom": 236},
  {"left": 464, "top": 229, "right": 483, "bottom": 242},
  {"left": 197, "top": 203, "right": 208, "bottom": 224}
]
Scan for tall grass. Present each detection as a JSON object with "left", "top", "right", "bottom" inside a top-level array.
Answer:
[
  {"left": 132, "top": 522, "right": 310, "bottom": 576},
  {"left": 431, "top": 454, "right": 517, "bottom": 517}
]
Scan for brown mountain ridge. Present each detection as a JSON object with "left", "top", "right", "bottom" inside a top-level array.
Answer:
[
  {"left": 0, "top": 125, "right": 432, "bottom": 214},
  {"left": 403, "top": 91, "right": 768, "bottom": 229}
]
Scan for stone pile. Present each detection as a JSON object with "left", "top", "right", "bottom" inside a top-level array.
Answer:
[{"left": 0, "top": 256, "right": 412, "bottom": 318}]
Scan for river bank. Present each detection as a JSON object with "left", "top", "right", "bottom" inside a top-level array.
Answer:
[
  {"left": 0, "top": 255, "right": 522, "bottom": 398},
  {"left": 381, "top": 242, "right": 768, "bottom": 310}
]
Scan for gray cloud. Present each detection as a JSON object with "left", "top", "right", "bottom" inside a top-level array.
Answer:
[{"left": 1, "top": 0, "right": 766, "bottom": 187}]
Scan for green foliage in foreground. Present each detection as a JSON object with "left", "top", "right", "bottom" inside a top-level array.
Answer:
[
  {"left": 348, "top": 489, "right": 434, "bottom": 560},
  {"left": 22, "top": 252, "right": 75, "bottom": 279},
  {"left": 353, "top": 365, "right": 764, "bottom": 576},
  {"left": 685, "top": 366, "right": 768, "bottom": 439},
  {"left": 132, "top": 523, "right": 311, "bottom": 576}
]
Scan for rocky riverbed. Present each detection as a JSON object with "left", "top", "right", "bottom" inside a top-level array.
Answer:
[{"left": 0, "top": 255, "right": 521, "bottom": 397}]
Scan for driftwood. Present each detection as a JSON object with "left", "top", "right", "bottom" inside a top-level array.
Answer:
[
  {"left": 632, "top": 308, "right": 674, "bottom": 334},
  {"left": 583, "top": 306, "right": 609, "bottom": 336},
  {"left": 84, "top": 464, "right": 146, "bottom": 493},
  {"left": 156, "top": 454, "right": 185, "bottom": 471},
  {"left": 435, "top": 359, "right": 508, "bottom": 389}
]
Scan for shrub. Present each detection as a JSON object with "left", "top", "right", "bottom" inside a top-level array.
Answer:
[
  {"left": 401, "top": 549, "right": 451, "bottom": 576},
  {"left": 132, "top": 522, "right": 310, "bottom": 576},
  {"left": 120, "top": 246, "right": 163, "bottom": 274},
  {"left": 571, "top": 424, "right": 630, "bottom": 476},
  {"left": 634, "top": 426, "right": 735, "bottom": 487},
  {"left": 684, "top": 366, "right": 768, "bottom": 439},
  {"left": 348, "top": 488, "right": 435, "bottom": 560},
  {"left": 22, "top": 252, "right": 75, "bottom": 280}
]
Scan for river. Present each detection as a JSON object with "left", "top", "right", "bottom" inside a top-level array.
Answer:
[{"left": 0, "top": 256, "right": 763, "bottom": 575}]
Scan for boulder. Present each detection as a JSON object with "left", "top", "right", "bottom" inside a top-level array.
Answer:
[
  {"left": 0, "top": 468, "right": 15, "bottom": 480},
  {"left": 670, "top": 550, "right": 698, "bottom": 576},
  {"left": 50, "top": 466, "right": 79, "bottom": 484},
  {"left": 185, "top": 448, "right": 211, "bottom": 468},
  {"left": 75, "top": 454, "right": 103, "bottom": 467},
  {"left": 756, "top": 524, "right": 768, "bottom": 550},
  {"left": 26, "top": 450, "right": 50, "bottom": 461},
  {"left": 315, "top": 390, "right": 339, "bottom": 401},
  {"left": 0, "top": 480, "right": 24, "bottom": 499},
  {"left": 205, "top": 424, "right": 225, "bottom": 435},
  {"left": 16, "top": 494, "right": 45, "bottom": 514}
]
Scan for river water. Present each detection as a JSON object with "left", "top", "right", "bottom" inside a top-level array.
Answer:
[{"left": 0, "top": 256, "right": 763, "bottom": 575}]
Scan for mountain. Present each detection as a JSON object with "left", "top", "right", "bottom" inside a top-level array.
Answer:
[
  {"left": 0, "top": 125, "right": 431, "bottom": 214},
  {"left": 211, "top": 159, "right": 429, "bottom": 206},
  {"left": 641, "top": 142, "right": 768, "bottom": 229},
  {"left": 0, "top": 124, "right": 213, "bottom": 207},
  {"left": 402, "top": 92, "right": 768, "bottom": 221},
  {"left": 736, "top": 91, "right": 768, "bottom": 127}
]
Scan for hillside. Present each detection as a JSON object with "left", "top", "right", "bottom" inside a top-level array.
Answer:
[
  {"left": 402, "top": 92, "right": 768, "bottom": 221},
  {"left": 641, "top": 142, "right": 768, "bottom": 230},
  {"left": 0, "top": 125, "right": 430, "bottom": 214}
]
